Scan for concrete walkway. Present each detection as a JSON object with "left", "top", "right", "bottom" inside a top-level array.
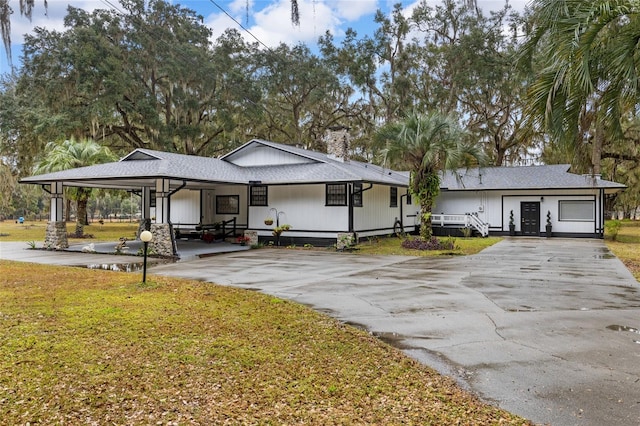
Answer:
[{"left": 2, "top": 238, "right": 639, "bottom": 425}]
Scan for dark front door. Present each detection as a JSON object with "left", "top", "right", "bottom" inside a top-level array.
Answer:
[{"left": 521, "top": 202, "right": 540, "bottom": 236}]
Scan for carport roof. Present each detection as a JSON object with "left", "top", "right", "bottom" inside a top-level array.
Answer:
[
  {"left": 20, "top": 141, "right": 409, "bottom": 189},
  {"left": 441, "top": 164, "right": 626, "bottom": 193}
]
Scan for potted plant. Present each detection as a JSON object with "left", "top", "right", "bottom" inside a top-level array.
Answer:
[
  {"left": 546, "top": 210, "right": 552, "bottom": 238},
  {"left": 236, "top": 235, "right": 251, "bottom": 246},
  {"left": 264, "top": 217, "right": 274, "bottom": 226},
  {"left": 509, "top": 210, "right": 515, "bottom": 236},
  {"left": 272, "top": 224, "right": 291, "bottom": 246}
]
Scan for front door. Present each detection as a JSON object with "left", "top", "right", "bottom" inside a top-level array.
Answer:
[
  {"left": 202, "top": 190, "right": 215, "bottom": 224},
  {"left": 521, "top": 202, "right": 540, "bottom": 236}
]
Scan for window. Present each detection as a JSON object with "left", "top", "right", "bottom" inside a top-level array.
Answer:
[
  {"left": 326, "top": 183, "right": 347, "bottom": 206},
  {"left": 390, "top": 187, "right": 398, "bottom": 207},
  {"left": 559, "top": 200, "right": 594, "bottom": 221},
  {"left": 216, "top": 195, "right": 239, "bottom": 214},
  {"left": 250, "top": 185, "right": 268, "bottom": 206},
  {"left": 352, "top": 183, "right": 363, "bottom": 207}
]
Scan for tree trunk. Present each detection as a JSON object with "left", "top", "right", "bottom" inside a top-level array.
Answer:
[
  {"left": 420, "top": 200, "right": 433, "bottom": 240},
  {"left": 75, "top": 189, "right": 91, "bottom": 237},
  {"left": 65, "top": 198, "right": 72, "bottom": 222},
  {"left": 413, "top": 170, "right": 440, "bottom": 241},
  {"left": 592, "top": 121, "right": 604, "bottom": 176}
]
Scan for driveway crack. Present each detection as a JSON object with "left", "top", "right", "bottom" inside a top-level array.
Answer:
[{"left": 485, "top": 313, "right": 505, "bottom": 340}]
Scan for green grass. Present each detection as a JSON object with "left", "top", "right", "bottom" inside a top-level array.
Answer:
[
  {"left": 356, "top": 235, "right": 503, "bottom": 256},
  {"left": 0, "top": 220, "right": 138, "bottom": 243},
  {"left": 605, "top": 220, "right": 640, "bottom": 282},
  {"left": 0, "top": 261, "right": 530, "bottom": 424}
]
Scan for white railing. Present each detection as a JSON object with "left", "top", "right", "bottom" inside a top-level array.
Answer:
[{"left": 431, "top": 213, "right": 489, "bottom": 237}]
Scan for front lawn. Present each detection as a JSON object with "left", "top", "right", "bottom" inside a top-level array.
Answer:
[
  {"left": 0, "top": 261, "right": 529, "bottom": 425},
  {"left": 0, "top": 220, "right": 139, "bottom": 243},
  {"left": 605, "top": 220, "right": 640, "bottom": 282}
]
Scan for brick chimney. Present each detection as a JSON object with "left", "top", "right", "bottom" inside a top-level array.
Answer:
[{"left": 326, "top": 126, "right": 350, "bottom": 162}]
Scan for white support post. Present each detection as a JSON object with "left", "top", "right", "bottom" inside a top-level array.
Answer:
[
  {"left": 141, "top": 186, "right": 151, "bottom": 221},
  {"left": 50, "top": 182, "right": 64, "bottom": 222},
  {"left": 154, "top": 179, "right": 170, "bottom": 224}
]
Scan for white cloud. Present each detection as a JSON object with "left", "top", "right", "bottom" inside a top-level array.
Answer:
[
  {"left": 206, "top": 0, "right": 379, "bottom": 48},
  {"left": 6, "top": 0, "right": 109, "bottom": 45},
  {"left": 330, "top": 0, "right": 378, "bottom": 21}
]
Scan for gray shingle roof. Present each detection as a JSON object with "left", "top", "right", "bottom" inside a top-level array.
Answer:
[
  {"left": 223, "top": 139, "right": 408, "bottom": 185},
  {"left": 20, "top": 143, "right": 408, "bottom": 188},
  {"left": 20, "top": 141, "right": 625, "bottom": 194},
  {"left": 20, "top": 149, "right": 249, "bottom": 188},
  {"left": 441, "top": 164, "right": 626, "bottom": 192}
]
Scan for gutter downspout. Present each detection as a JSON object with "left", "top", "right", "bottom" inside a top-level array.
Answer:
[
  {"left": 166, "top": 181, "right": 187, "bottom": 256},
  {"left": 400, "top": 191, "right": 409, "bottom": 232}
]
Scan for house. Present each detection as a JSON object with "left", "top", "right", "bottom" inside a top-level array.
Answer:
[
  {"left": 433, "top": 165, "right": 625, "bottom": 238},
  {"left": 21, "top": 131, "right": 415, "bottom": 255},
  {"left": 21, "top": 133, "right": 625, "bottom": 256}
]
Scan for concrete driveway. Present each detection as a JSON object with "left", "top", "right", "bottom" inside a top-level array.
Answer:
[
  {"left": 2, "top": 238, "right": 639, "bottom": 425},
  {"left": 147, "top": 238, "right": 640, "bottom": 426}
]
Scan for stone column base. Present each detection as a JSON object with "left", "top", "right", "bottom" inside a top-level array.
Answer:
[
  {"left": 337, "top": 232, "right": 356, "bottom": 250},
  {"left": 148, "top": 223, "right": 176, "bottom": 257},
  {"left": 244, "top": 230, "right": 258, "bottom": 246},
  {"left": 137, "top": 218, "right": 151, "bottom": 238},
  {"left": 45, "top": 221, "right": 69, "bottom": 249}
]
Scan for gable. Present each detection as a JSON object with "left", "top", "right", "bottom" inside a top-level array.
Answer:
[
  {"left": 223, "top": 140, "right": 316, "bottom": 167},
  {"left": 120, "top": 150, "right": 163, "bottom": 161}
]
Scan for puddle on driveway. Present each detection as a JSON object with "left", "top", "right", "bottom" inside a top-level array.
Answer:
[
  {"left": 77, "top": 258, "right": 174, "bottom": 273},
  {"left": 607, "top": 325, "right": 640, "bottom": 344},
  {"left": 85, "top": 263, "right": 144, "bottom": 272},
  {"left": 506, "top": 305, "right": 536, "bottom": 312},
  {"left": 594, "top": 254, "right": 616, "bottom": 259},
  {"left": 373, "top": 331, "right": 419, "bottom": 350}
]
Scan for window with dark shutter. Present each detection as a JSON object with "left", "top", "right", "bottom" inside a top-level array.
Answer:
[
  {"left": 390, "top": 187, "right": 398, "bottom": 207},
  {"left": 326, "top": 183, "right": 347, "bottom": 206},
  {"left": 250, "top": 186, "right": 268, "bottom": 206},
  {"left": 353, "top": 183, "right": 363, "bottom": 207}
]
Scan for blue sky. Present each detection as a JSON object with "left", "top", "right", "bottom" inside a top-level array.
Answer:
[{"left": 0, "top": 0, "right": 528, "bottom": 74}]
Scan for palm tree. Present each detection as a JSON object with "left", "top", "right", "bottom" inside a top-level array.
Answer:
[
  {"left": 520, "top": 0, "right": 640, "bottom": 175},
  {"left": 34, "top": 139, "right": 116, "bottom": 237},
  {"left": 378, "top": 111, "right": 485, "bottom": 240}
]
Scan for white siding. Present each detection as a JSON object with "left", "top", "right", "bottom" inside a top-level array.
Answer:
[
  {"left": 170, "top": 189, "right": 200, "bottom": 226},
  {"left": 436, "top": 189, "right": 601, "bottom": 235},
  {"left": 227, "top": 145, "right": 314, "bottom": 166},
  {"left": 172, "top": 186, "right": 249, "bottom": 228},
  {"left": 433, "top": 191, "right": 492, "bottom": 224},
  {"left": 502, "top": 190, "right": 599, "bottom": 234},
  {"left": 249, "top": 184, "right": 347, "bottom": 238},
  {"left": 354, "top": 185, "right": 410, "bottom": 235},
  {"left": 212, "top": 185, "right": 248, "bottom": 226}
]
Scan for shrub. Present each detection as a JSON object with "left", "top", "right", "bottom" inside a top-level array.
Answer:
[
  {"left": 605, "top": 220, "right": 622, "bottom": 241},
  {"left": 460, "top": 227, "right": 472, "bottom": 238},
  {"left": 401, "top": 236, "right": 457, "bottom": 251}
]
